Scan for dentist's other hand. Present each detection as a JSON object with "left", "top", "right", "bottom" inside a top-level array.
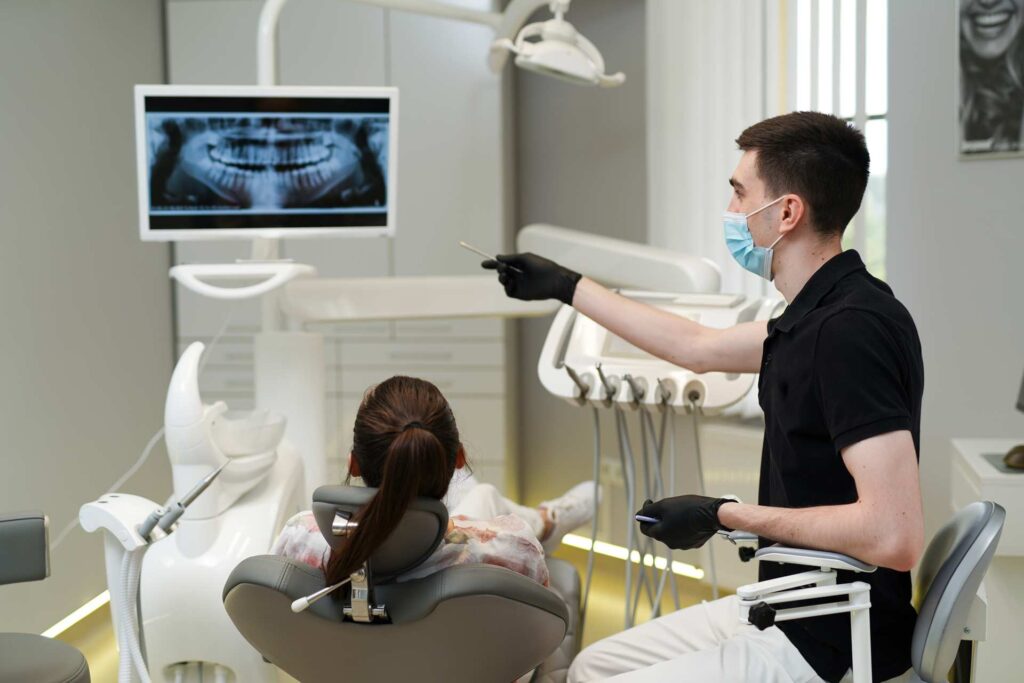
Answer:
[
  {"left": 481, "top": 252, "right": 581, "bottom": 305},
  {"left": 636, "top": 495, "right": 735, "bottom": 550}
]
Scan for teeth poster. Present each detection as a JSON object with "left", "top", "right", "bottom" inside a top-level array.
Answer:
[{"left": 958, "top": 0, "right": 1024, "bottom": 158}]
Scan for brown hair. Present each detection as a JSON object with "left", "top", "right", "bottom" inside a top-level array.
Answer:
[
  {"left": 324, "top": 376, "right": 461, "bottom": 587},
  {"left": 735, "top": 111, "right": 870, "bottom": 238}
]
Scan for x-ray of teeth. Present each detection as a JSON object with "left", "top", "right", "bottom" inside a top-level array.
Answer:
[{"left": 147, "top": 115, "right": 388, "bottom": 212}]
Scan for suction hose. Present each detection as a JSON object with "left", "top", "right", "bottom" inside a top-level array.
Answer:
[
  {"left": 117, "top": 549, "right": 152, "bottom": 683},
  {"left": 689, "top": 400, "right": 719, "bottom": 599},
  {"left": 580, "top": 405, "right": 601, "bottom": 624}
]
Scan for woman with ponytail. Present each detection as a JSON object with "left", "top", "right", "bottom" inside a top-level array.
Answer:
[{"left": 272, "top": 375, "right": 598, "bottom": 588}]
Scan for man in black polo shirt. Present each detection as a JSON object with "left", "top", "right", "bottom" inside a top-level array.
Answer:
[{"left": 483, "top": 111, "right": 924, "bottom": 682}]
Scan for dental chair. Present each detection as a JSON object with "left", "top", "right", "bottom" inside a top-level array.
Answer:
[
  {"left": 223, "top": 485, "right": 580, "bottom": 683},
  {"left": 0, "top": 512, "right": 91, "bottom": 683},
  {"left": 730, "top": 500, "right": 1005, "bottom": 683}
]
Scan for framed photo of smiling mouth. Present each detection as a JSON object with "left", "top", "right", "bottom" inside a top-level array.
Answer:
[{"left": 957, "top": 0, "right": 1024, "bottom": 158}]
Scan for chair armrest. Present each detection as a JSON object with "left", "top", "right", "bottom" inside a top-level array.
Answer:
[
  {"left": 0, "top": 512, "right": 50, "bottom": 585},
  {"left": 754, "top": 545, "right": 876, "bottom": 573},
  {"left": 719, "top": 529, "right": 758, "bottom": 544}
]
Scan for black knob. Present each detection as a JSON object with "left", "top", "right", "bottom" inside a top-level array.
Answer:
[
  {"left": 738, "top": 546, "right": 756, "bottom": 563},
  {"left": 748, "top": 602, "right": 776, "bottom": 631}
]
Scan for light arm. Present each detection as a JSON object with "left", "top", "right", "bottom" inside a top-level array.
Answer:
[
  {"left": 572, "top": 277, "right": 768, "bottom": 374},
  {"left": 717, "top": 430, "right": 925, "bottom": 571},
  {"left": 258, "top": 0, "right": 552, "bottom": 85}
]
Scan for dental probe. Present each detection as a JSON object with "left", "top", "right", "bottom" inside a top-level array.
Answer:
[
  {"left": 634, "top": 514, "right": 659, "bottom": 524},
  {"left": 459, "top": 241, "right": 524, "bottom": 273}
]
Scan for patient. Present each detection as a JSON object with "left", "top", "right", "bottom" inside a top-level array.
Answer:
[{"left": 272, "top": 375, "right": 597, "bottom": 588}]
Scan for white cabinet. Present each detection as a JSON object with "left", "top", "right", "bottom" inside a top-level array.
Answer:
[
  {"left": 950, "top": 438, "right": 1024, "bottom": 682},
  {"left": 165, "top": 0, "right": 513, "bottom": 496}
]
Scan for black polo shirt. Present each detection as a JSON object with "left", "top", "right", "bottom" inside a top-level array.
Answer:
[{"left": 757, "top": 250, "right": 924, "bottom": 683}]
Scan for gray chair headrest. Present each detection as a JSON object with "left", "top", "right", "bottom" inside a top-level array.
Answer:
[
  {"left": 311, "top": 485, "right": 448, "bottom": 581},
  {"left": 912, "top": 500, "right": 1005, "bottom": 681}
]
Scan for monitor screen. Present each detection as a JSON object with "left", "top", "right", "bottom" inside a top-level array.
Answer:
[{"left": 135, "top": 85, "right": 397, "bottom": 241}]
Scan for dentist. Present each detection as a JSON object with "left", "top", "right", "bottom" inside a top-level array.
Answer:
[{"left": 483, "top": 112, "right": 925, "bottom": 683}]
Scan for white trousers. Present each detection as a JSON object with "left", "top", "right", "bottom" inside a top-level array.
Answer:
[
  {"left": 568, "top": 595, "right": 827, "bottom": 683},
  {"left": 445, "top": 472, "right": 546, "bottom": 539}
]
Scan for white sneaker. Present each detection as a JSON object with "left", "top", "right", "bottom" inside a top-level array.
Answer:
[{"left": 539, "top": 480, "right": 600, "bottom": 554}]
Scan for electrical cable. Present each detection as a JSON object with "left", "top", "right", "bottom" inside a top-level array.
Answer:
[
  {"left": 613, "top": 408, "right": 637, "bottom": 628},
  {"left": 644, "top": 408, "right": 673, "bottom": 618},
  {"left": 580, "top": 405, "right": 601, "bottom": 624},
  {"left": 666, "top": 407, "right": 681, "bottom": 609},
  {"left": 630, "top": 408, "right": 660, "bottom": 622},
  {"left": 615, "top": 408, "right": 656, "bottom": 627},
  {"left": 629, "top": 407, "right": 652, "bottom": 622},
  {"left": 690, "top": 402, "right": 719, "bottom": 600},
  {"left": 51, "top": 312, "right": 234, "bottom": 551}
]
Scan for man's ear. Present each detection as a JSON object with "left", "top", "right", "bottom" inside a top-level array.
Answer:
[
  {"left": 455, "top": 445, "right": 467, "bottom": 470},
  {"left": 348, "top": 453, "right": 361, "bottom": 478},
  {"left": 778, "top": 194, "right": 806, "bottom": 235}
]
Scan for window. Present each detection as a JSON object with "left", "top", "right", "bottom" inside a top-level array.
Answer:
[{"left": 793, "top": 0, "right": 888, "bottom": 278}]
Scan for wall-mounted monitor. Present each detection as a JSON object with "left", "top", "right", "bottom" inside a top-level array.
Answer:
[{"left": 135, "top": 85, "right": 397, "bottom": 241}]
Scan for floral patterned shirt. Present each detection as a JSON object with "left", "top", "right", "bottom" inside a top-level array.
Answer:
[{"left": 271, "top": 510, "right": 549, "bottom": 586}]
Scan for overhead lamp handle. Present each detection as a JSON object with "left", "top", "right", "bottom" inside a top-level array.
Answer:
[{"left": 598, "top": 71, "right": 627, "bottom": 88}]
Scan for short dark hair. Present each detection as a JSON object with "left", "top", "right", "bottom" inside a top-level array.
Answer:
[{"left": 735, "top": 112, "right": 870, "bottom": 237}]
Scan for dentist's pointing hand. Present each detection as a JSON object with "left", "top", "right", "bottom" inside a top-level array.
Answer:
[{"left": 481, "top": 253, "right": 582, "bottom": 305}]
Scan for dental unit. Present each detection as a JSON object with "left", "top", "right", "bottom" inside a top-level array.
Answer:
[
  {"left": 80, "top": 342, "right": 303, "bottom": 682},
  {"left": 525, "top": 225, "right": 782, "bottom": 627}
]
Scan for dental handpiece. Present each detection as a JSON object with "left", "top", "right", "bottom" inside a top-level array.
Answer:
[
  {"left": 634, "top": 515, "right": 659, "bottom": 524},
  {"left": 459, "top": 241, "right": 523, "bottom": 273},
  {"left": 152, "top": 461, "right": 230, "bottom": 535}
]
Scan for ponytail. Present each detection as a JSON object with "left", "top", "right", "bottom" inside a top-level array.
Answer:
[{"left": 324, "top": 424, "right": 453, "bottom": 587}]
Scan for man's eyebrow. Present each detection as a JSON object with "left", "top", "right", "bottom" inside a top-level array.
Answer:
[{"left": 729, "top": 177, "right": 744, "bottom": 192}]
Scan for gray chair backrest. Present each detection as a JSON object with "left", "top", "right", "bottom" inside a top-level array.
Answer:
[
  {"left": 0, "top": 512, "right": 49, "bottom": 586},
  {"left": 224, "top": 486, "right": 571, "bottom": 683},
  {"left": 310, "top": 485, "right": 447, "bottom": 582},
  {"left": 911, "top": 501, "right": 1005, "bottom": 682}
]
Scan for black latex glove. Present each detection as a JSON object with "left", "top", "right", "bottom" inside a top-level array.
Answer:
[
  {"left": 481, "top": 252, "right": 582, "bottom": 305},
  {"left": 636, "top": 495, "right": 735, "bottom": 550}
]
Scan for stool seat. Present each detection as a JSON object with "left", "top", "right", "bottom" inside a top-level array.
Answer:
[{"left": 0, "top": 632, "right": 91, "bottom": 683}]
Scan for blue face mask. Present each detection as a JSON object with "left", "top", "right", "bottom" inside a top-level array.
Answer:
[{"left": 723, "top": 196, "right": 787, "bottom": 281}]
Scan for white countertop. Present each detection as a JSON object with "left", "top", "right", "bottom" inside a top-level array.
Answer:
[{"left": 951, "top": 438, "right": 1024, "bottom": 556}]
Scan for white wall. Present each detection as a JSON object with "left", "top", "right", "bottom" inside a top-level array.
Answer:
[
  {"left": 0, "top": 0, "right": 173, "bottom": 632},
  {"left": 888, "top": 1, "right": 1024, "bottom": 537}
]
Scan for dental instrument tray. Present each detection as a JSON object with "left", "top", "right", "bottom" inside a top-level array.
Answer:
[{"left": 537, "top": 292, "right": 782, "bottom": 416}]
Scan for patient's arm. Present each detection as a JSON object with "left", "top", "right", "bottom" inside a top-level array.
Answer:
[
  {"left": 410, "top": 515, "right": 551, "bottom": 587},
  {"left": 717, "top": 430, "right": 925, "bottom": 571},
  {"left": 271, "top": 511, "right": 330, "bottom": 571},
  {"left": 572, "top": 278, "right": 768, "bottom": 374}
]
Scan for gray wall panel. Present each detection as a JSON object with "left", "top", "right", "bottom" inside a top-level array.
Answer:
[{"left": 0, "top": 0, "right": 172, "bottom": 632}]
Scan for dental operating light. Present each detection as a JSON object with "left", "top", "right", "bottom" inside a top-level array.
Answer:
[
  {"left": 490, "top": 0, "right": 626, "bottom": 88},
  {"left": 258, "top": 0, "right": 624, "bottom": 88}
]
